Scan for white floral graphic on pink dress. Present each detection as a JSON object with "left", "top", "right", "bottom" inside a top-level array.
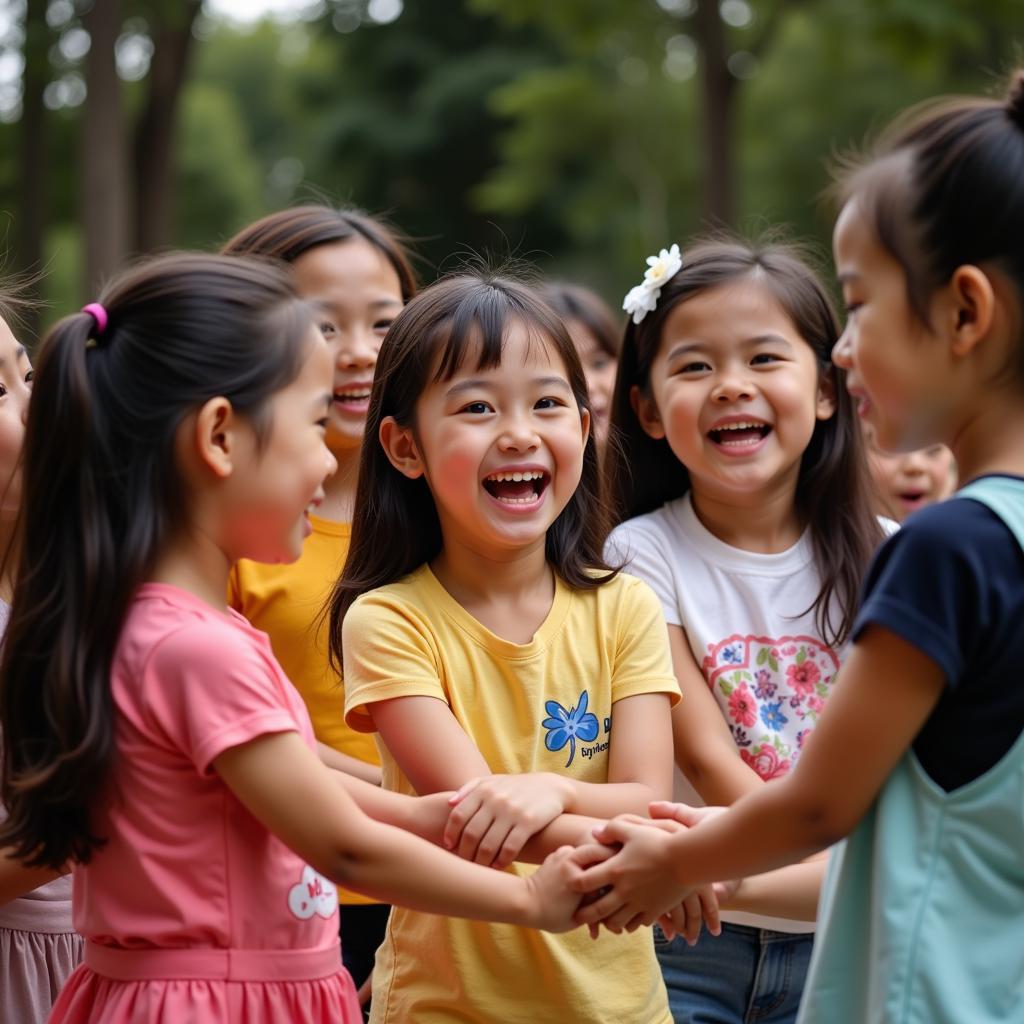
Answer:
[
  {"left": 287, "top": 865, "right": 338, "bottom": 921},
  {"left": 702, "top": 634, "right": 840, "bottom": 781}
]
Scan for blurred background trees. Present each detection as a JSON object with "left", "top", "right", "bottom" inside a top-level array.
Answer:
[{"left": 0, "top": 0, "right": 1020, "bottom": 336}]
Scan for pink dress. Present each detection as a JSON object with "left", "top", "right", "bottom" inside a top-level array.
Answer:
[{"left": 49, "top": 583, "right": 361, "bottom": 1023}]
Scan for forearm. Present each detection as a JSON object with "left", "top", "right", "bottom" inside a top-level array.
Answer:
[
  {"left": 329, "top": 770, "right": 447, "bottom": 844},
  {"left": 317, "top": 742, "right": 382, "bottom": 786},
  {"left": 680, "top": 745, "right": 763, "bottom": 806},
  {"left": 721, "top": 858, "right": 825, "bottom": 922},
  {"left": 518, "top": 813, "right": 604, "bottom": 863},
  {"left": 330, "top": 818, "right": 537, "bottom": 925},
  {"left": 1, "top": 850, "right": 66, "bottom": 905},
  {"left": 666, "top": 779, "right": 837, "bottom": 887},
  {"left": 555, "top": 776, "right": 665, "bottom": 819}
]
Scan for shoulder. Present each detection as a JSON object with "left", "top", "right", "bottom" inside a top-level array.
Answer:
[
  {"left": 607, "top": 498, "right": 690, "bottom": 561},
  {"left": 144, "top": 611, "right": 270, "bottom": 683},
  {"left": 346, "top": 566, "right": 436, "bottom": 625},
  {"left": 574, "top": 570, "right": 667, "bottom": 626}
]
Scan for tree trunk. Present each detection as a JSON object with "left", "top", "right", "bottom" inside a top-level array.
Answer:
[
  {"left": 133, "top": 0, "right": 202, "bottom": 252},
  {"left": 81, "top": 0, "right": 131, "bottom": 296},
  {"left": 695, "top": 0, "right": 735, "bottom": 228},
  {"left": 16, "top": 1, "right": 49, "bottom": 343}
]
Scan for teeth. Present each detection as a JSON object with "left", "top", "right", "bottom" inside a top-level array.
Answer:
[
  {"left": 335, "top": 391, "right": 371, "bottom": 400},
  {"left": 713, "top": 421, "right": 765, "bottom": 431},
  {"left": 485, "top": 470, "right": 545, "bottom": 483},
  {"left": 494, "top": 494, "right": 538, "bottom": 504}
]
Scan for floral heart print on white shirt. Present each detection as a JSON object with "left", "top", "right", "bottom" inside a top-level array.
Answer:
[
  {"left": 701, "top": 634, "right": 840, "bottom": 781},
  {"left": 287, "top": 865, "right": 338, "bottom": 921}
]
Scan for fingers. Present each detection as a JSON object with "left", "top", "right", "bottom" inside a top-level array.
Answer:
[
  {"left": 590, "top": 816, "right": 643, "bottom": 847},
  {"left": 699, "top": 884, "right": 722, "bottom": 937},
  {"left": 456, "top": 808, "right": 495, "bottom": 862},
  {"left": 472, "top": 819, "right": 517, "bottom": 867},
  {"left": 492, "top": 823, "right": 533, "bottom": 871},
  {"left": 449, "top": 776, "right": 485, "bottom": 806},
  {"left": 443, "top": 790, "right": 485, "bottom": 849},
  {"left": 570, "top": 843, "right": 616, "bottom": 868},
  {"left": 569, "top": 857, "right": 616, "bottom": 896},
  {"left": 681, "top": 891, "right": 703, "bottom": 946},
  {"left": 574, "top": 885, "right": 626, "bottom": 926}
]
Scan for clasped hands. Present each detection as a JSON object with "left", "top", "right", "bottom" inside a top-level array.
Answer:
[{"left": 441, "top": 772, "right": 729, "bottom": 942}]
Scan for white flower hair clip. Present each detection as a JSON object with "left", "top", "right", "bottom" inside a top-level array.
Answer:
[{"left": 622, "top": 243, "right": 683, "bottom": 324}]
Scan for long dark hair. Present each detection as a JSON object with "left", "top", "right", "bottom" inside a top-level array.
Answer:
[
  {"left": 540, "top": 282, "right": 622, "bottom": 358},
  {"left": 221, "top": 203, "right": 418, "bottom": 301},
  {"left": 606, "top": 237, "right": 883, "bottom": 648},
  {"left": 0, "top": 253, "right": 314, "bottom": 868},
  {"left": 329, "top": 271, "right": 613, "bottom": 673},
  {"left": 833, "top": 68, "right": 1024, "bottom": 382}
]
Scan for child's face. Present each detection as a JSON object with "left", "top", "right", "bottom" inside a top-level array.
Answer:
[
  {"left": 565, "top": 319, "right": 617, "bottom": 450},
  {"left": 396, "top": 321, "right": 590, "bottom": 559},
  {"left": 864, "top": 425, "right": 957, "bottom": 521},
  {"left": 223, "top": 328, "right": 337, "bottom": 564},
  {"left": 832, "top": 200, "right": 949, "bottom": 453},
  {"left": 634, "top": 280, "right": 834, "bottom": 504},
  {"left": 291, "top": 237, "right": 403, "bottom": 457},
  {"left": 0, "top": 318, "right": 32, "bottom": 520}
]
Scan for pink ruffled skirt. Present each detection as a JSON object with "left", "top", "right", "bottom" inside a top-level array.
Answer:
[{"left": 49, "top": 941, "right": 362, "bottom": 1023}]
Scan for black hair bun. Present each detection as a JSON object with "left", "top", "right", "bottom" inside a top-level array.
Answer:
[{"left": 1007, "top": 68, "right": 1024, "bottom": 131}]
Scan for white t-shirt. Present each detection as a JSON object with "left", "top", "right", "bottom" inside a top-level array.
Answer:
[{"left": 607, "top": 493, "right": 846, "bottom": 934}]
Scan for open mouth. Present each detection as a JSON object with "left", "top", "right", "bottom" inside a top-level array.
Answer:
[
  {"left": 707, "top": 421, "right": 772, "bottom": 448},
  {"left": 482, "top": 469, "right": 550, "bottom": 505},
  {"left": 898, "top": 490, "right": 926, "bottom": 507},
  {"left": 333, "top": 387, "right": 372, "bottom": 407}
]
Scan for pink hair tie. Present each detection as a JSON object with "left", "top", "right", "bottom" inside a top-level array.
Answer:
[{"left": 81, "top": 302, "right": 108, "bottom": 336}]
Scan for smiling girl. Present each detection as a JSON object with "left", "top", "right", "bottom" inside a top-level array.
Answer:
[{"left": 331, "top": 271, "right": 684, "bottom": 1023}]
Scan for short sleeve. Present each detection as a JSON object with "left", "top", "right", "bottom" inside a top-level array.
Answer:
[
  {"left": 606, "top": 520, "right": 683, "bottom": 627},
  {"left": 142, "top": 621, "right": 299, "bottom": 775},
  {"left": 609, "top": 576, "right": 681, "bottom": 706},
  {"left": 852, "top": 500, "right": 1008, "bottom": 686},
  {"left": 342, "top": 594, "right": 448, "bottom": 733}
]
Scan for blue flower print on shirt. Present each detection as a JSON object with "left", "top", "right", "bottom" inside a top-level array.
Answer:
[
  {"left": 722, "top": 645, "right": 743, "bottom": 665},
  {"left": 543, "top": 690, "right": 600, "bottom": 767},
  {"left": 760, "top": 700, "right": 788, "bottom": 732}
]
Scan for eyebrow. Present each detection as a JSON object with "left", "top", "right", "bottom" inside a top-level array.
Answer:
[
  {"left": 0, "top": 346, "right": 27, "bottom": 369},
  {"left": 444, "top": 375, "right": 572, "bottom": 398},
  {"left": 665, "top": 334, "right": 794, "bottom": 361},
  {"left": 835, "top": 272, "right": 861, "bottom": 285}
]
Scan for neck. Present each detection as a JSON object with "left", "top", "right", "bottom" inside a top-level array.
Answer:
[
  {"left": 431, "top": 535, "right": 552, "bottom": 608},
  {"left": 0, "top": 515, "right": 17, "bottom": 604},
  {"left": 951, "top": 390, "right": 1024, "bottom": 483},
  {"left": 689, "top": 472, "right": 803, "bottom": 553},
  {"left": 318, "top": 445, "right": 361, "bottom": 523},
  {"left": 148, "top": 524, "right": 233, "bottom": 611}
]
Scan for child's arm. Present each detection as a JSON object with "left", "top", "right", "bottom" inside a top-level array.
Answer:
[
  {"left": 0, "top": 849, "right": 67, "bottom": 905},
  {"left": 369, "top": 695, "right": 606, "bottom": 865},
  {"left": 573, "top": 626, "right": 944, "bottom": 930},
  {"left": 666, "top": 626, "right": 763, "bottom": 803},
  {"left": 214, "top": 730, "right": 605, "bottom": 931},
  {"left": 443, "top": 692, "right": 674, "bottom": 867},
  {"left": 317, "top": 741, "right": 382, "bottom": 787}
]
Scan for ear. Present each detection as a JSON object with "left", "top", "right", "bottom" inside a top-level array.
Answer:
[
  {"left": 580, "top": 405, "right": 591, "bottom": 447},
  {"left": 815, "top": 365, "right": 838, "bottom": 422},
  {"left": 192, "top": 397, "right": 238, "bottom": 479},
  {"left": 379, "top": 416, "right": 424, "bottom": 479},
  {"left": 630, "top": 384, "right": 665, "bottom": 440},
  {"left": 947, "top": 265, "right": 995, "bottom": 358}
]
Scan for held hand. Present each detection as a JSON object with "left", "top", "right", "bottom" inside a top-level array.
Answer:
[
  {"left": 572, "top": 815, "right": 691, "bottom": 933},
  {"left": 654, "top": 883, "right": 723, "bottom": 945},
  {"left": 445, "top": 773, "right": 568, "bottom": 869},
  {"left": 412, "top": 791, "right": 458, "bottom": 846},
  {"left": 649, "top": 801, "right": 725, "bottom": 828},
  {"left": 525, "top": 843, "right": 615, "bottom": 933}
]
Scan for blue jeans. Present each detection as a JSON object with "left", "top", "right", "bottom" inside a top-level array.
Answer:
[{"left": 655, "top": 922, "right": 814, "bottom": 1024}]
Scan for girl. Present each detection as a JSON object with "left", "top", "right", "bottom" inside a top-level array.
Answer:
[
  {"left": 0, "top": 296, "right": 83, "bottom": 1023},
  {"left": 0, "top": 253, "right": 590, "bottom": 1024},
  {"left": 576, "top": 70, "right": 1024, "bottom": 1024},
  {"left": 330, "top": 271, "right": 684, "bottom": 1023},
  {"left": 863, "top": 425, "right": 957, "bottom": 521},
  {"left": 540, "top": 282, "right": 621, "bottom": 454},
  {"left": 221, "top": 205, "right": 416, "bottom": 994},
  {"left": 603, "top": 237, "right": 884, "bottom": 1023}
]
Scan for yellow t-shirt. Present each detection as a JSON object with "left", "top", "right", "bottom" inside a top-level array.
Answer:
[
  {"left": 343, "top": 565, "right": 680, "bottom": 1024},
  {"left": 229, "top": 515, "right": 380, "bottom": 907}
]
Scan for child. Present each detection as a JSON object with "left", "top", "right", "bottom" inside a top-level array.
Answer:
[
  {"left": 863, "top": 424, "right": 956, "bottom": 521},
  {"left": 575, "top": 70, "right": 1024, "bottom": 1024},
  {"left": 603, "top": 238, "right": 884, "bottom": 1023},
  {"left": 331, "top": 271, "right": 684, "bottom": 1023},
  {"left": 540, "top": 282, "right": 621, "bottom": 454},
  {"left": 221, "top": 205, "right": 416, "bottom": 993},
  {"left": 0, "top": 253, "right": 591, "bottom": 1024},
  {"left": 0, "top": 298, "right": 83, "bottom": 1022}
]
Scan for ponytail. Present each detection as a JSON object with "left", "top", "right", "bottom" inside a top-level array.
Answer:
[{"left": 0, "top": 253, "right": 313, "bottom": 868}]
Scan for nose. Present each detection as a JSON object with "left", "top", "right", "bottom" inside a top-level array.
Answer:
[
  {"left": 335, "top": 326, "right": 379, "bottom": 371},
  {"left": 900, "top": 451, "right": 928, "bottom": 477},
  {"left": 323, "top": 445, "right": 339, "bottom": 480},
  {"left": 497, "top": 409, "right": 539, "bottom": 452},
  {"left": 711, "top": 369, "right": 754, "bottom": 403},
  {"left": 832, "top": 327, "right": 853, "bottom": 370}
]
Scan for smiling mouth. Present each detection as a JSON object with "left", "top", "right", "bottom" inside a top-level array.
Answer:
[
  {"left": 708, "top": 421, "right": 772, "bottom": 447},
  {"left": 482, "top": 469, "right": 550, "bottom": 505},
  {"left": 334, "top": 388, "right": 371, "bottom": 405}
]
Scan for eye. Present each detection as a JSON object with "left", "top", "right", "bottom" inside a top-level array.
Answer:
[
  {"left": 460, "top": 401, "right": 493, "bottom": 415},
  {"left": 0, "top": 384, "right": 6, "bottom": 397},
  {"left": 675, "top": 360, "right": 710, "bottom": 374},
  {"left": 24, "top": 370, "right": 33, "bottom": 385},
  {"left": 844, "top": 302, "right": 862, "bottom": 317},
  {"left": 750, "top": 353, "right": 781, "bottom": 366},
  {"left": 589, "top": 354, "right": 613, "bottom": 371},
  {"left": 373, "top": 319, "right": 395, "bottom": 333},
  {"left": 535, "top": 396, "right": 566, "bottom": 410},
  {"left": 319, "top": 321, "right": 337, "bottom": 337}
]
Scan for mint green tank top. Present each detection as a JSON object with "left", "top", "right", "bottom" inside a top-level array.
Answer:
[{"left": 797, "top": 476, "right": 1024, "bottom": 1024}]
